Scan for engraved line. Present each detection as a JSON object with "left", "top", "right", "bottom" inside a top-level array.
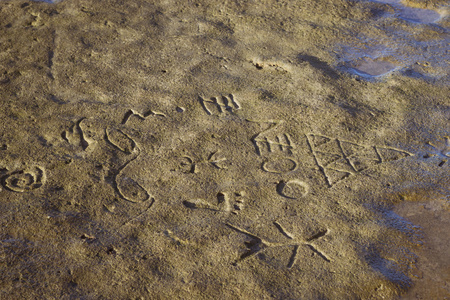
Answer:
[
  {"left": 305, "top": 244, "right": 331, "bottom": 262},
  {"left": 105, "top": 128, "right": 137, "bottom": 154},
  {"left": 374, "top": 146, "right": 384, "bottom": 163},
  {"left": 226, "top": 223, "right": 264, "bottom": 243},
  {"left": 336, "top": 139, "right": 358, "bottom": 173},
  {"left": 236, "top": 246, "right": 268, "bottom": 265},
  {"left": 273, "top": 221, "right": 295, "bottom": 239},
  {"left": 306, "top": 134, "right": 332, "bottom": 187},
  {"left": 198, "top": 96, "right": 212, "bottom": 115},
  {"left": 76, "top": 118, "right": 89, "bottom": 150},
  {"left": 287, "top": 245, "right": 300, "bottom": 269},
  {"left": 120, "top": 199, "right": 155, "bottom": 227},
  {"left": 121, "top": 109, "right": 166, "bottom": 125},
  {"left": 229, "top": 94, "right": 240, "bottom": 109},
  {"left": 306, "top": 229, "right": 328, "bottom": 242}
]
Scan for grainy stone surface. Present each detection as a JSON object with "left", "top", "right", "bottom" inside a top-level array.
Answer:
[{"left": 0, "top": 0, "right": 448, "bottom": 299}]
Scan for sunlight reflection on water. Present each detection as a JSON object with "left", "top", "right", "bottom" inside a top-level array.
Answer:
[
  {"left": 337, "top": 0, "right": 448, "bottom": 79},
  {"left": 374, "top": 0, "right": 442, "bottom": 23}
]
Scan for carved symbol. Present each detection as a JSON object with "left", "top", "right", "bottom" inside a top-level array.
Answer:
[
  {"left": 105, "top": 127, "right": 137, "bottom": 154},
  {"left": 1, "top": 166, "right": 46, "bottom": 193},
  {"left": 121, "top": 109, "right": 166, "bottom": 125},
  {"left": 227, "top": 221, "right": 331, "bottom": 268},
  {"left": 61, "top": 118, "right": 95, "bottom": 151},
  {"left": 207, "top": 151, "right": 229, "bottom": 169},
  {"left": 199, "top": 94, "right": 240, "bottom": 115},
  {"left": 164, "top": 229, "right": 192, "bottom": 246},
  {"left": 306, "top": 134, "right": 413, "bottom": 187},
  {"left": 105, "top": 127, "right": 152, "bottom": 204},
  {"left": 183, "top": 191, "right": 245, "bottom": 215},
  {"left": 179, "top": 156, "right": 198, "bottom": 174},
  {"left": 179, "top": 151, "right": 229, "bottom": 174},
  {"left": 250, "top": 121, "right": 294, "bottom": 156},
  {"left": 262, "top": 157, "right": 298, "bottom": 173},
  {"left": 424, "top": 136, "right": 449, "bottom": 167},
  {"left": 277, "top": 180, "right": 309, "bottom": 199}
]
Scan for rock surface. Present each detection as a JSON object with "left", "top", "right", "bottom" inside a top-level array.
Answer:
[{"left": 0, "top": 0, "right": 448, "bottom": 299}]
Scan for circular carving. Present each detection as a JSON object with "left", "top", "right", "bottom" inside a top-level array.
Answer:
[
  {"left": 2, "top": 166, "right": 46, "bottom": 193},
  {"left": 262, "top": 157, "right": 298, "bottom": 174},
  {"left": 276, "top": 179, "right": 309, "bottom": 199},
  {"left": 116, "top": 176, "right": 150, "bottom": 203}
]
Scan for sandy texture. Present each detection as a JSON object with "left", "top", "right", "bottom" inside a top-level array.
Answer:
[{"left": 0, "top": 0, "right": 449, "bottom": 299}]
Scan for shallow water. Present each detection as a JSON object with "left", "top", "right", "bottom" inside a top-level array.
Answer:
[
  {"left": 31, "top": 0, "right": 62, "bottom": 3},
  {"left": 399, "top": 6, "right": 441, "bottom": 23},
  {"left": 395, "top": 199, "right": 450, "bottom": 299},
  {"left": 338, "top": 0, "right": 449, "bottom": 79},
  {"left": 374, "top": 0, "right": 442, "bottom": 24},
  {"left": 348, "top": 57, "right": 399, "bottom": 77}
]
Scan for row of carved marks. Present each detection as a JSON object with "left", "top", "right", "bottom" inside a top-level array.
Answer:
[
  {"left": 0, "top": 166, "right": 46, "bottom": 193},
  {"left": 250, "top": 120, "right": 294, "bottom": 157},
  {"left": 183, "top": 191, "right": 245, "bottom": 215},
  {"left": 182, "top": 179, "right": 307, "bottom": 220},
  {"left": 121, "top": 108, "right": 166, "bottom": 125},
  {"left": 199, "top": 94, "right": 241, "bottom": 116},
  {"left": 179, "top": 151, "right": 229, "bottom": 173},
  {"left": 306, "top": 134, "right": 413, "bottom": 187},
  {"left": 424, "top": 136, "right": 449, "bottom": 167},
  {"left": 226, "top": 221, "right": 331, "bottom": 268}
]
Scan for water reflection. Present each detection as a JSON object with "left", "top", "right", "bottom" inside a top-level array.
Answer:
[
  {"left": 337, "top": 0, "right": 448, "bottom": 79},
  {"left": 400, "top": 6, "right": 441, "bottom": 23},
  {"left": 31, "top": 0, "right": 62, "bottom": 3},
  {"left": 374, "top": 0, "right": 442, "bottom": 24},
  {"left": 348, "top": 57, "right": 399, "bottom": 77}
]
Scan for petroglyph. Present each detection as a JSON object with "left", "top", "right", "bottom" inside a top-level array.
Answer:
[
  {"left": 62, "top": 116, "right": 151, "bottom": 203},
  {"left": 1, "top": 2, "right": 442, "bottom": 298},
  {"left": 227, "top": 221, "right": 331, "bottom": 268},
  {"left": 306, "top": 134, "right": 413, "bottom": 187},
  {"left": 250, "top": 121, "right": 294, "bottom": 156},
  {"left": 105, "top": 132, "right": 151, "bottom": 203},
  {"left": 424, "top": 136, "right": 450, "bottom": 167},
  {"left": 179, "top": 151, "right": 229, "bottom": 174},
  {"left": 114, "top": 154, "right": 152, "bottom": 203},
  {"left": 164, "top": 229, "right": 194, "bottom": 246},
  {"left": 1, "top": 166, "right": 46, "bottom": 193},
  {"left": 184, "top": 191, "right": 245, "bottom": 215},
  {"left": 105, "top": 127, "right": 137, "bottom": 154},
  {"left": 262, "top": 157, "right": 298, "bottom": 173},
  {"left": 277, "top": 180, "right": 309, "bottom": 199},
  {"left": 121, "top": 108, "right": 166, "bottom": 125},
  {"left": 179, "top": 156, "right": 198, "bottom": 174},
  {"left": 199, "top": 94, "right": 240, "bottom": 115},
  {"left": 62, "top": 118, "right": 95, "bottom": 151},
  {"left": 207, "top": 151, "right": 229, "bottom": 169},
  {"left": 116, "top": 176, "right": 151, "bottom": 203}
]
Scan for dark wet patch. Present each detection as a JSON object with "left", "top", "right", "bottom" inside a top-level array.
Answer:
[
  {"left": 373, "top": 0, "right": 442, "bottom": 23},
  {"left": 335, "top": 0, "right": 446, "bottom": 79},
  {"left": 399, "top": 6, "right": 441, "bottom": 23},
  {"left": 348, "top": 57, "right": 399, "bottom": 77},
  {"left": 364, "top": 245, "right": 413, "bottom": 291},
  {"left": 31, "top": 0, "right": 63, "bottom": 3}
]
